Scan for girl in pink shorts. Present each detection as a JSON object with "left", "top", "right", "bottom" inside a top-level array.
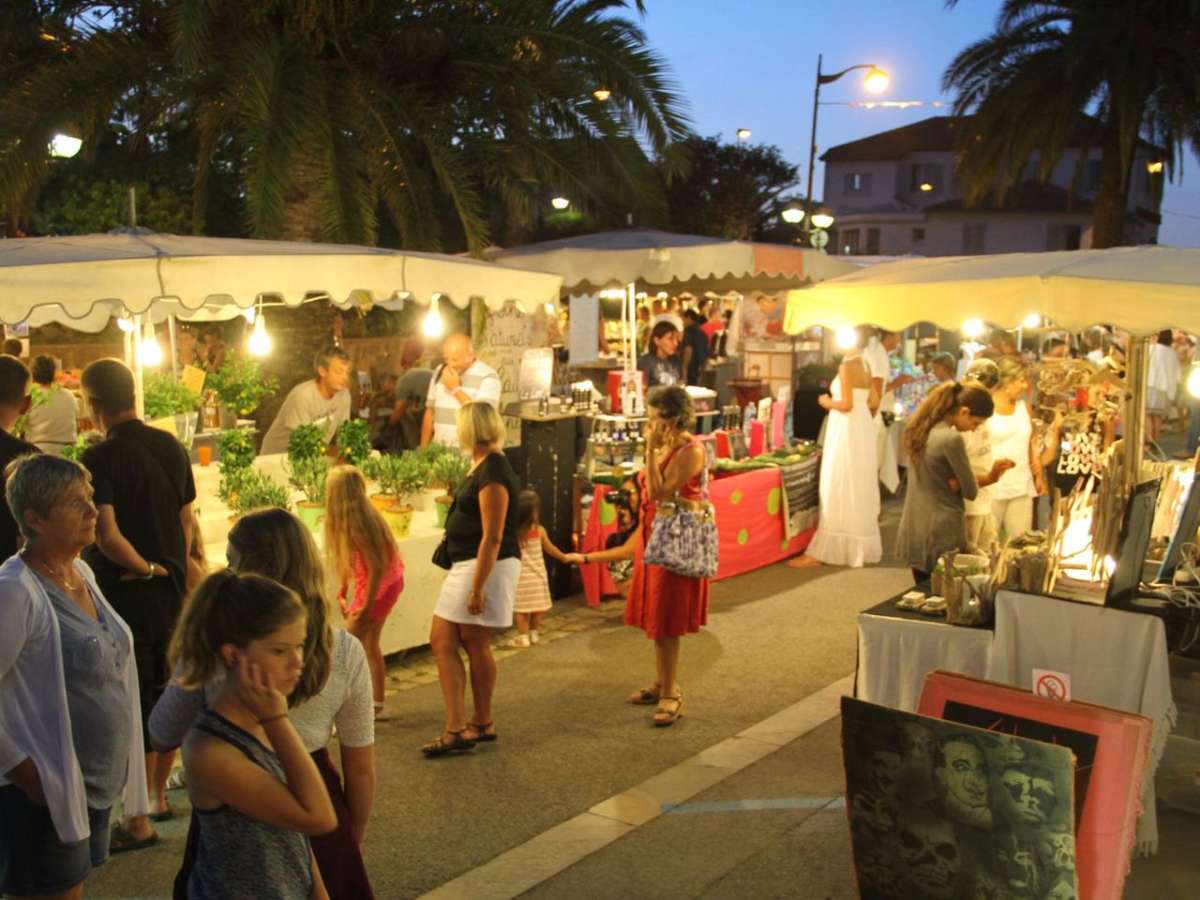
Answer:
[{"left": 325, "top": 466, "right": 405, "bottom": 720}]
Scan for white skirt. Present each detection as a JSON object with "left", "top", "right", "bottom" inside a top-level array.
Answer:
[{"left": 434, "top": 557, "right": 521, "bottom": 628}]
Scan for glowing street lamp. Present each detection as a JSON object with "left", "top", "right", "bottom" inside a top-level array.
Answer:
[
  {"left": 551, "top": 196, "right": 570, "bottom": 210},
  {"left": 735, "top": 128, "right": 752, "bottom": 141},
  {"left": 48, "top": 133, "right": 82, "bottom": 159},
  {"left": 811, "top": 212, "right": 835, "bottom": 230},
  {"left": 781, "top": 205, "right": 805, "bottom": 224},
  {"left": 805, "top": 57, "right": 891, "bottom": 229}
]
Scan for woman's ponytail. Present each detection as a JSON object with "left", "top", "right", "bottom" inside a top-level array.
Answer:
[{"left": 903, "top": 381, "right": 994, "bottom": 459}]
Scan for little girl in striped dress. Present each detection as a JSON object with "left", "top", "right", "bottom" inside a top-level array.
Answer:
[{"left": 510, "top": 490, "right": 571, "bottom": 648}]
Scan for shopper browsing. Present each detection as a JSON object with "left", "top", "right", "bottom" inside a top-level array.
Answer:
[
  {"left": 26, "top": 355, "right": 78, "bottom": 453},
  {"left": 986, "top": 359, "right": 1057, "bottom": 544},
  {"left": 896, "top": 382, "right": 1016, "bottom": 584},
  {"left": 325, "top": 466, "right": 405, "bottom": 720},
  {"left": 637, "top": 321, "right": 683, "bottom": 388},
  {"left": 150, "top": 509, "right": 376, "bottom": 900},
  {"left": 420, "top": 334, "right": 501, "bottom": 449},
  {"left": 173, "top": 571, "right": 337, "bottom": 900},
  {"left": 508, "top": 489, "right": 572, "bottom": 648}
]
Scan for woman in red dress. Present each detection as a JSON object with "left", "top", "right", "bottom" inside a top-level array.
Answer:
[{"left": 568, "top": 386, "right": 708, "bottom": 726}]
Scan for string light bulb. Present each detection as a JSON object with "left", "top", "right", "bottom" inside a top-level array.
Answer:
[
  {"left": 422, "top": 295, "right": 446, "bottom": 340},
  {"left": 962, "top": 318, "right": 985, "bottom": 340},
  {"left": 835, "top": 327, "right": 859, "bottom": 350},
  {"left": 140, "top": 320, "right": 163, "bottom": 367},
  {"left": 1023, "top": 313, "right": 1041, "bottom": 329},
  {"left": 247, "top": 307, "right": 272, "bottom": 356}
]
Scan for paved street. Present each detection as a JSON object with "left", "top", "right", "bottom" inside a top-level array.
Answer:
[{"left": 86, "top": 495, "right": 1199, "bottom": 899}]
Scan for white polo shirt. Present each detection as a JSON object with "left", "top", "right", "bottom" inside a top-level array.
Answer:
[{"left": 425, "top": 358, "right": 501, "bottom": 446}]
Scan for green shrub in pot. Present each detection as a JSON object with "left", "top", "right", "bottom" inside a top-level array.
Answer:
[
  {"left": 335, "top": 419, "right": 372, "bottom": 468},
  {"left": 430, "top": 451, "right": 470, "bottom": 527},
  {"left": 225, "top": 468, "right": 291, "bottom": 518},
  {"left": 207, "top": 352, "right": 278, "bottom": 418},
  {"left": 216, "top": 427, "right": 257, "bottom": 477},
  {"left": 144, "top": 373, "right": 203, "bottom": 418}
]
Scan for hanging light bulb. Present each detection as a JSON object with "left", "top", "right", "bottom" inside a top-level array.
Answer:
[
  {"left": 247, "top": 307, "right": 272, "bottom": 357},
  {"left": 835, "top": 327, "right": 859, "bottom": 350},
  {"left": 962, "top": 318, "right": 986, "bottom": 340},
  {"left": 140, "top": 320, "right": 163, "bottom": 367},
  {"left": 544, "top": 301, "right": 556, "bottom": 316},
  {"left": 116, "top": 316, "right": 136, "bottom": 333},
  {"left": 1022, "top": 313, "right": 1041, "bottom": 329},
  {"left": 242, "top": 306, "right": 257, "bottom": 324},
  {"left": 422, "top": 295, "right": 446, "bottom": 340}
]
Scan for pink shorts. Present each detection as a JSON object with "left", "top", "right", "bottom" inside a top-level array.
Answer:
[{"left": 349, "top": 569, "right": 404, "bottom": 624}]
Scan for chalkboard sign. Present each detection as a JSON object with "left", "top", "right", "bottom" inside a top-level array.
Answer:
[{"left": 472, "top": 299, "right": 552, "bottom": 446}]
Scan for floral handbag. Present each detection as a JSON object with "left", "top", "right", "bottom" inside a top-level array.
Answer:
[{"left": 644, "top": 451, "right": 719, "bottom": 579}]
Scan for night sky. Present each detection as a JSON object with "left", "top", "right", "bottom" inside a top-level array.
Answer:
[{"left": 639, "top": 0, "right": 1200, "bottom": 246}]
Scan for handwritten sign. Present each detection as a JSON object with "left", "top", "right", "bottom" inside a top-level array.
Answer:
[{"left": 473, "top": 300, "right": 551, "bottom": 445}]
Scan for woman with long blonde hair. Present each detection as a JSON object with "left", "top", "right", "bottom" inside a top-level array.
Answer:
[
  {"left": 324, "top": 466, "right": 405, "bottom": 720},
  {"left": 896, "top": 382, "right": 1015, "bottom": 583}
]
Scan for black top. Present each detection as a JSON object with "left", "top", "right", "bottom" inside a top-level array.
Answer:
[
  {"left": 682, "top": 323, "right": 710, "bottom": 384},
  {"left": 444, "top": 452, "right": 520, "bottom": 564},
  {"left": 637, "top": 353, "right": 682, "bottom": 388},
  {"left": 0, "top": 428, "right": 40, "bottom": 560},
  {"left": 82, "top": 419, "right": 196, "bottom": 603}
]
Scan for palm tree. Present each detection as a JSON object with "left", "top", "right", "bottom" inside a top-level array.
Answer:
[
  {"left": 943, "top": 0, "right": 1200, "bottom": 247},
  {"left": 0, "top": 0, "right": 689, "bottom": 251}
]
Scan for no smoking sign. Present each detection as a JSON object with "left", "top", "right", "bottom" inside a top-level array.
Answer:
[{"left": 1032, "top": 668, "right": 1072, "bottom": 702}]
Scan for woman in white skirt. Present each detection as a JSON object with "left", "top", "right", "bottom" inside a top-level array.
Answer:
[{"left": 423, "top": 402, "right": 521, "bottom": 757}]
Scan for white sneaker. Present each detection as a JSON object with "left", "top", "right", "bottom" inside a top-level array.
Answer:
[
  {"left": 508, "top": 634, "right": 531, "bottom": 648},
  {"left": 529, "top": 630, "right": 540, "bottom": 645}
]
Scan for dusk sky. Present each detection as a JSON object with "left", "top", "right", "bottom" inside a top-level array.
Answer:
[{"left": 639, "top": 0, "right": 1200, "bottom": 246}]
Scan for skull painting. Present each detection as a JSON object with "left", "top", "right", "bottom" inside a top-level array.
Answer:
[
  {"left": 869, "top": 750, "right": 902, "bottom": 800},
  {"left": 1044, "top": 873, "right": 1078, "bottom": 900},
  {"left": 1038, "top": 829, "right": 1075, "bottom": 873},
  {"left": 999, "top": 767, "right": 1056, "bottom": 827},
  {"left": 994, "top": 831, "right": 1042, "bottom": 896},
  {"left": 897, "top": 810, "right": 961, "bottom": 899},
  {"left": 852, "top": 791, "right": 895, "bottom": 832}
]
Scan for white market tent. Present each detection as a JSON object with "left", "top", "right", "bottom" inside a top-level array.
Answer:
[
  {"left": 0, "top": 231, "right": 564, "bottom": 332},
  {"left": 489, "top": 228, "right": 858, "bottom": 295},
  {"left": 783, "top": 246, "right": 1200, "bottom": 337}
]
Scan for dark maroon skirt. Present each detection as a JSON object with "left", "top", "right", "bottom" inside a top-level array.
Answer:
[{"left": 174, "top": 748, "right": 374, "bottom": 900}]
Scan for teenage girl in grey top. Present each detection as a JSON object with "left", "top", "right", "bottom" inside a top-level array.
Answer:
[
  {"left": 174, "top": 571, "right": 336, "bottom": 900},
  {"left": 895, "top": 382, "right": 1015, "bottom": 583}
]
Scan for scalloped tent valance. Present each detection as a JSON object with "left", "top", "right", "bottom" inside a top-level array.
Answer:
[
  {"left": 0, "top": 232, "right": 563, "bottom": 333},
  {"left": 487, "top": 229, "right": 858, "bottom": 296},
  {"left": 783, "top": 246, "right": 1200, "bottom": 337}
]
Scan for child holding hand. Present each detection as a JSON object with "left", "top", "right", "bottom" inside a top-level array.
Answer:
[{"left": 509, "top": 490, "right": 571, "bottom": 648}]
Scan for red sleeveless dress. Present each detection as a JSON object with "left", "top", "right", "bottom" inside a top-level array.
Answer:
[{"left": 624, "top": 441, "right": 710, "bottom": 639}]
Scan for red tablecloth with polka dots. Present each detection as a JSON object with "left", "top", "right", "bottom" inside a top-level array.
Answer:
[{"left": 708, "top": 466, "right": 815, "bottom": 581}]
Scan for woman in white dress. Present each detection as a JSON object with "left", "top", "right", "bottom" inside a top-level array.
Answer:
[{"left": 792, "top": 340, "right": 881, "bottom": 568}]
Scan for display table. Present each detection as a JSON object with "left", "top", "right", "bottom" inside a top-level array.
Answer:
[
  {"left": 855, "top": 597, "right": 993, "bottom": 710},
  {"left": 192, "top": 454, "right": 443, "bottom": 656},
  {"left": 709, "top": 465, "right": 815, "bottom": 581},
  {"left": 855, "top": 589, "right": 1175, "bottom": 856}
]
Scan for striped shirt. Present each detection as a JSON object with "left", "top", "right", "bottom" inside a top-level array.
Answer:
[{"left": 426, "top": 359, "right": 501, "bottom": 446}]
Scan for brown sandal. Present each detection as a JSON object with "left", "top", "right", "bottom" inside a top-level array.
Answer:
[
  {"left": 463, "top": 721, "right": 498, "bottom": 743},
  {"left": 421, "top": 730, "right": 477, "bottom": 757},
  {"left": 653, "top": 694, "right": 684, "bottom": 727},
  {"left": 630, "top": 684, "right": 661, "bottom": 705}
]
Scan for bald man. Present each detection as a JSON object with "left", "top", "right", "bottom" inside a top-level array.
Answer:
[{"left": 421, "top": 334, "right": 501, "bottom": 447}]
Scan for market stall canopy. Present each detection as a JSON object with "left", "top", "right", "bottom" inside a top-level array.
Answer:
[
  {"left": 784, "top": 246, "right": 1200, "bottom": 336},
  {"left": 0, "top": 231, "right": 563, "bottom": 333},
  {"left": 488, "top": 229, "right": 857, "bottom": 296}
]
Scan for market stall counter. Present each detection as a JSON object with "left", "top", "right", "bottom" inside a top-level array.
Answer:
[{"left": 193, "top": 454, "right": 442, "bottom": 656}]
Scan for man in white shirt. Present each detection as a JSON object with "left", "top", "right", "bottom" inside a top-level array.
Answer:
[
  {"left": 421, "top": 334, "right": 501, "bottom": 448},
  {"left": 260, "top": 346, "right": 352, "bottom": 454},
  {"left": 864, "top": 329, "right": 909, "bottom": 493}
]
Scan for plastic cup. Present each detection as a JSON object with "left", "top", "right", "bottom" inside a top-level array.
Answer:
[{"left": 197, "top": 445, "right": 213, "bottom": 466}]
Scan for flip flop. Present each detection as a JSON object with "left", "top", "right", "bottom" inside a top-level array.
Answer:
[
  {"left": 149, "top": 804, "right": 176, "bottom": 823},
  {"left": 630, "top": 685, "right": 661, "bottom": 705},
  {"left": 463, "top": 721, "right": 498, "bottom": 743},
  {"left": 109, "top": 823, "right": 159, "bottom": 854}
]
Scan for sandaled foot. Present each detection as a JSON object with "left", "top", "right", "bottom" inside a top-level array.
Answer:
[
  {"left": 421, "top": 730, "right": 477, "bottom": 757},
  {"left": 630, "top": 684, "right": 661, "bottom": 705},
  {"left": 110, "top": 823, "right": 158, "bottom": 854},
  {"left": 463, "top": 721, "right": 498, "bottom": 743},
  {"left": 373, "top": 702, "right": 392, "bottom": 722},
  {"left": 786, "top": 555, "right": 822, "bottom": 569},
  {"left": 652, "top": 694, "right": 684, "bottom": 727}
]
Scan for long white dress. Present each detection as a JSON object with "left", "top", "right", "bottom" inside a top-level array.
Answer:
[{"left": 806, "top": 376, "right": 882, "bottom": 567}]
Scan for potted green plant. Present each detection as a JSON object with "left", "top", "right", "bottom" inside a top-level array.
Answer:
[
  {"left": 207, "top": 352, "right": 278, "bottom": 424},
  {"left": 430, "top": 451, "right": 470, "bottom": 528},
  {"left": 335, "top": 419, "right": 372, "bottom": 468},
  {"left": 216, "top": 427, "right": 257, "bottom": 477},
  {"left": 366, "top": 451, "right": 428, "bottom": 539},
  {"left": 144, "top": 373, "right": 202, "bottom": 447},
  {"left": 223, "top": 468, "right": 290, "bottom": 525},
  {"left": 286, "top": 424, "right": 330, "bottom": 532}
]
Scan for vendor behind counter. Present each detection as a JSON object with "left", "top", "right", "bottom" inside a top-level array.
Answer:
[{"left": 260, "top": 345, "right": 352, "bottom": 454}]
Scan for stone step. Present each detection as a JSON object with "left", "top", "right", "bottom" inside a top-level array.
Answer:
[{"left": 1156, "top": 733, "right": 1200, "bottom": 817}]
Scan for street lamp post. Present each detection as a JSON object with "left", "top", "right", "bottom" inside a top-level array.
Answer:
[{"left": 803, "top": 54, "right": 889, "bottom": 230}]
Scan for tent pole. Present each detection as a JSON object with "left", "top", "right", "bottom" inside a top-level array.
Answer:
[
  {"left": 167, "top": 314, "right": 178, "bottom": 379},
  {"left": 1122, "top": 336, "right": 1149, "bottom": 491},
  {"left": 132, "top": 313, "right": 145, "bottom": 419}
]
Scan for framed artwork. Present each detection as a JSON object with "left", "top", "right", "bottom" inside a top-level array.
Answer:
[
  {"left": 842, "top": 696, "right": 1078, "bottom": 900},
  {"left": 918, "top": 671, "right": 1152, "bottom": 900}
]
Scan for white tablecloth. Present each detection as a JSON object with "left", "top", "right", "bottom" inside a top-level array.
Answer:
[
  {"left": 856, "top": 613, "right": 993, "bottom": 711},
  {"left": 987, "top": 590, "right": 1177, "bottom": 856}
]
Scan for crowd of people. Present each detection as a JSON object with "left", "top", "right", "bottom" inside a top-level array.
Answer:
[
  {"left": 0, "top": 328, "right": 713, "bottom": 897},
  {"left": 635, "top": 296, "right": 729, "bottom": 389}
]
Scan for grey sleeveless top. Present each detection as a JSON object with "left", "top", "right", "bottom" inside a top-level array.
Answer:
[{"left": 188, "top": 709, "right": 315, "bottom": 900}]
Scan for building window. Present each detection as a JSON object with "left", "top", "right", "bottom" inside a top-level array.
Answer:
[
  {"left": 866, "top": 228, "right": 881, "bottom": 255},
  {"left": 962, "top": 223, "right": 986, "bottom": 254},
  {"left": 1046, "top": 224, "right": 1082, "bottom": 251},
  {"left": 843, "top": 172, "right": 873, "bottom": 194},
  {"left": 841, "top": 229, "right": 861, "bottom": 255},
  {"left": 912, "top": 227, "right": 926, "bottom": 244},
  {"left": 1085, "top": 159, "right": 1103, "bottom": 192},
  {"left": 909, "top": 163, "right": 943, "bottom": 193}
]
